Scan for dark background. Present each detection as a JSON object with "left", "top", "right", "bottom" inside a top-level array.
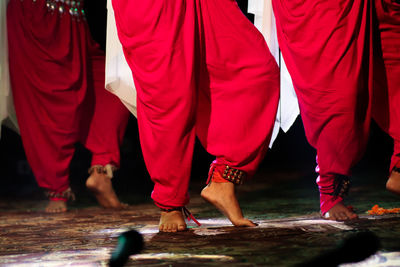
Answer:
[{"left": 0, "top": 0, "right": 393, "bottom": 204}]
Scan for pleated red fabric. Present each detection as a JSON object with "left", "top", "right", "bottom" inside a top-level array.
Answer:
[
  {"left": 273, "top": 0, "right": 374, "bottom": 214},
  {"left": 372, "top": 0, "right": 400, "bottom": 172},
  {"left": 112, "top": 0, "right": 280, "bottom": 208},
  {"left": 7, "top": 0, "right": 130, "bottom": 194}
]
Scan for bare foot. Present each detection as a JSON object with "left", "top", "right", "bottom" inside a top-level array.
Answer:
[
  {"left": 386, "top": 171, "right": 400, "bottom": 195},
  {"left": 86, "top": 171, "right": 126, "bottom": 209},
  {"left": 201, "top": 182, "right": 256, "bottom": 227},
  {"left": 159, "top": 210, "right": 187, "bottom": 232},
  {"left": 45, "top": 200, "right": 67, "bottom": 213},
  {"left": 323, "top": 202, "right": 358, "bottom": 221}
]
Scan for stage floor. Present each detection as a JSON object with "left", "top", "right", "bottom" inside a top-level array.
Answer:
[{"left": 1, "top": 167, "right": 400, "bottom": 266}]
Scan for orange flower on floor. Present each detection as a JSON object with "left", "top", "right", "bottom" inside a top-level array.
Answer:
[{"left": 367, "top": 204, "right": 400, "bottom": 215}]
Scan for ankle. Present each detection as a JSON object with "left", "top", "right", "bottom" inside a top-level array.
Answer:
[
  {"left": 88, "top": 164, "right": 117, "bottom": 179},
  {"left": 158, "top": 205, "right": 201, "bottom": 227},
  {"left": 45, "top": 187, "right": 75, "bottom": 202},
  {"left": 207, "top": 161, "right": 246, "bottom": 185}
]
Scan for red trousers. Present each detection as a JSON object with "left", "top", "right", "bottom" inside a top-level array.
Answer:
[
  {"left": 7, "top": 0, "right": 130, "bottom": 194},
  {"left": 274, "top": 0, "right": 400, "bottom": 214},
  {"left": 273, "top": 0, "right": 374, "bottom": 214},
  {"left": 112, "top": 0, "right": 280, "bottom": 208},
  {"left": 372, "top": 0, "right": 400, "bottom": 172}
]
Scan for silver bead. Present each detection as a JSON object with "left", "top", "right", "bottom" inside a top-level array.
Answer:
[{"left": 58, "top": 5, "right": 64, "bottom": 13}]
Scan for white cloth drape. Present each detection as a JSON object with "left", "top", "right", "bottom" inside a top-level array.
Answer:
[
  {"left": 105, "top": 0, "right": 137, "bottom": 116},
  {"left": 248, "top": 0, "right": 299, "bottom": 147},
  {"left": 0, "top": 0, "right": 19, "bottom": 139}
]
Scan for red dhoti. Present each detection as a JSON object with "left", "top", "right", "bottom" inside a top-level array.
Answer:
[
  {"left": 372, "top": 0, "right": 400, "bottom": 172},
  {"left": 112, "top": 0, "right": 280, "bottom": 208},
  {"left": 272, "top": 0, "right": 374, "bottom": 214},
  {"left": 7, "top": 0, "right": 130, "bottom": 196}
]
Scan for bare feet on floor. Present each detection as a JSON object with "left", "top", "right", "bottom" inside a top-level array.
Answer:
[
  {"left": 159, "top": 210, "right": 187, "bottom": 232},
  {"left": 86, "top": 172, "right": 126, "bottom": 209},
  {"left": 386, "top": 170, "right": 400, "bottom": 195},
  {"left": 45, "top": 200, "right": 67, "bottom": 213},
  {"left": 201, "top": 182, "right": 256, "bottom": 227},
  {"left": 323, "top": 202, "right": 358, "bottom": 221}
]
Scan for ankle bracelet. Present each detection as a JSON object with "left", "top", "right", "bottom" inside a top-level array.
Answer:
[
  {"left": 45, "top": 187, "right": 75, "bottom": 201},
  {"left": 88, "top": 164, "right": 117, "bottom": 179},
  {"left": 207, "top": 162, "right": 246, "bottom": 185}
]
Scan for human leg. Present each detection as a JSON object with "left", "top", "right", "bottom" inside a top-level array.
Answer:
[
  {"left": 82, "top": 41, "right": 130, "bottom": 209},
  {"left": 112, "top": 0, "right": 197, "bottom": 231},
  {"left": 7, "top": 0, "right": 91, "bottom": 212},
  {"left": 196, "top": 0, "right": 279, "bottom": 226},
  {"left": 372, "top": 0, "right": 400, "bottom": 194},
  {"left": 273, "top": 0, "right": 373, "bottom": 220}
]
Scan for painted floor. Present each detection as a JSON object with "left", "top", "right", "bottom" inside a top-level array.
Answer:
[
  {"left": 1, "top": 166, "right": 400, "bottom": 267},
  {"left": 1, "top": 120, "right": 400, "bottom": 266}
]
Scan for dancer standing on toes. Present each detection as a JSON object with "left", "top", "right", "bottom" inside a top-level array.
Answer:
[
  {"left": 273, "top": 0, "right": 400, "bottom": 221},
  {"left": 7, "top": 0, "right": 130, "bottom": 213},
  {"left": 371, "top": 0, "right": 400, "bottom": 196},
  {"left": 273, "top": 0, "right": 374, "bottom": 221},
  {"left": 112, "top": 0, "right": 279, "bottom": 231}
]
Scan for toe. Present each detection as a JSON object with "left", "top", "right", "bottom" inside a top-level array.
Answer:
[
  {"left": 328, "top": 213, "right": 337, "bottom": 221},
  {"left": 338, "top": 212, "right": 348, "bottom": 221},
  {"left": 347, "top": 211, "right": 358, "bottom": 220},
  {"left": 165, "top": 224, "right": 173, "bottom": 232},
  {"left": 242, "top": 219, "right": 257, "bottom": 227},
  {"left": 177, "top": 224, "right": 186, "bottom": 231},
  {"left": 172, "top": 224, "right": 179, "bottom": 232},
  {"left": 247, "top": 220, "right": 257, "bottom": 227}
]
